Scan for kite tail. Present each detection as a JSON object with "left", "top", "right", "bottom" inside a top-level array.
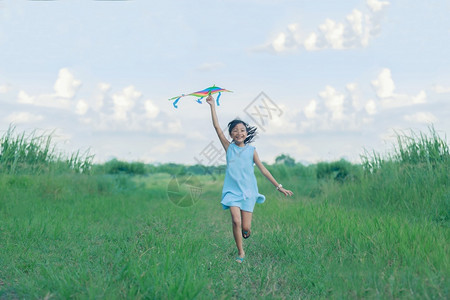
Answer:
[
  {"left": 196, "top": 96, "right": 204, "bottom": 104},
  {"left": 216, "top": 92, "right": 221, "bottom": 106},
  {"left": 172, "top": 97, "right": 181, "bottom": 108}
]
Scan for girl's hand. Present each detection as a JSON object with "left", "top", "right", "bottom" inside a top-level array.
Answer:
[
  {"left": 206, "top": 95, "right": 214, "bottom": 106},
  {"left": 278, "top": 187, "right": 293, "bottom": 197}
]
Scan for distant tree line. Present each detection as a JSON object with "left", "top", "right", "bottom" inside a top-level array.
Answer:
[
  {"left": 93, "top": 154, "right": 360, "bottom": 183},
  {"left": 92, "top": 158, "right": 226, "bottom": 177}
]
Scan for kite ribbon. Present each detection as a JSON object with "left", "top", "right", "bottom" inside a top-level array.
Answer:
[
  {"left": 216, "top": 92, "right": 221, "bottom": 106},
  {"left": 173, "top": 97, "right": 182, "bottom": 108}
]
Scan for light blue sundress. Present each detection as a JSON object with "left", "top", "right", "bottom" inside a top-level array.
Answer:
[{"left": 221, "top": 143, "right": 265, "bottom": 212}]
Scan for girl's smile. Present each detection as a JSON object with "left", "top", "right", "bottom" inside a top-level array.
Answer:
[{"left": 230, "top": 123, "right": 247, "bottom": 146}]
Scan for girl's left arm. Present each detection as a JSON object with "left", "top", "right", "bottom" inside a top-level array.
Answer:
[{"left": 253, "top": 150, "right": 293, "bottom": 197}]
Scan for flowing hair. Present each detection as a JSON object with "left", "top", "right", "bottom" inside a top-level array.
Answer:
[{"left": 227, "top": 119, "right": 258, "bottom": 144}]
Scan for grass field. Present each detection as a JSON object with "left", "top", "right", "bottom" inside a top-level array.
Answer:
[{"left": 0, "top": 127, "right": 449, "bottom": 299}]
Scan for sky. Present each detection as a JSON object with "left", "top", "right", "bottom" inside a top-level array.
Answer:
[{"left": 0, "top": 0, "right": 449, "bottom": 165}]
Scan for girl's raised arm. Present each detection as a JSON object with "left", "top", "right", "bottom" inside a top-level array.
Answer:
[
  {"left": 206, "top": 95, "right": 230, "bottom": 152},
  {"left": 253, "top": 150, "right": 294, "bottom": 197}
]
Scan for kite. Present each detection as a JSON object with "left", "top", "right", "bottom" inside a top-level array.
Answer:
[{"left": 168, "top": 85, "right": 232, "bottom": 108}]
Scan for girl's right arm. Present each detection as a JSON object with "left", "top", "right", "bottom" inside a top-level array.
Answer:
[
  {"left": 254, "top": 150, "right": 294, "bottom": 197},
  {"left": 206, "top": 95, "right": 230, "bottom": 151}
]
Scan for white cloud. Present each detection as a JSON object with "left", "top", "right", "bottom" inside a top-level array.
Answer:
[
  {"left": 167, "top": 120, "right": 182, "bottom": 133},
  {"left": 298, "top": 82, "right": 377, "bottom": 133},
  {"left": 5, "top": 112, "right": 44, "bottom": 124},
  {"left": 346, "top": 82, "right": 357, "bottom": 92},
  {"left": 367, "top": 0, "right": 390, "bottom": 12},
  {"left": 263, "top": 104, "right": 298, "bottom": 135},
  {"left": 296, "top": 83, "right": 374, "bottom": 133},
  {"left": 366, "top": 0, "right": 390, "bottom": 36},
  {"left": 75, "top": 99, "right": 89, "bottom": 115},
  {"left": 319, "top": 85, "right": 346, "bottom": 121},
  {"left": 372, "top": 68, "right": 427, "bottom": 109},
  {"left": 90, "top": 83, "right": 111, "bottom": 112},
  {"left": 304, "top": 99, "right": 317, "bottom": 119},
  {"left": 54, "top": 68, "right": 81, "bottom": 98},
  {"left": 144, "top": 99, "right": 160, "bottom": 119},
  {"left": 371, "top": 68, "right": 395, "bottom": 98},
  {"left": 345, "top": 9, "right": 371, "bottom": 48},
  {"left": 404, "top": 112, "right": 437, "bottom": 124},
  {"left": 303, "top": 32, "right": 319, "bottom": 51},
  {"left": 151, "top": 139, "right": 185, "bottom": 154},
  {"left": 45, "top": 95, "right": 71, "bottom": 109},
  {"left": 346, "top": 82, "right": 363, "bottom": 110},
  {"left": 267, "top": 23, "right": 302, "bottom": 52},
  {"left": 112, "top": 85, "right": 141, "bottom": 121},
  {"left": 292, "top": 66, "right": 437, "bottom": 135},
  {"left": 272, "top": 32, "right": 288, "bottom": 52},
  {"left": 17, "top": 93, "right": 71, "bottom": 109},
  {"left": 152, "top": 119, "right": 183, "bottom": 134},
  {"left": 412, "top": 90, "right": 426, "bottom": 104},
  {"left": 99, "top": 83, "right": 111, "bottom": 93},
  {"left": 17, "top": 90, "right": 35, "bottom": 104},
  {"left": 319, "top": 19, "right": 345, "bottom": 50},
  {"left": 365, "top": 99, "right": 377, "bottom": 115},
  {"left": 432, "top": 84, "right": 450, "bottom": 94},
  {"left": 74, "top": 82, "right": 168, "bottom": 133},
  {"left": 262, "top": 0, "right": 390, "bottom": 53},
  {"left": 269, "top": 139, "right": 311, "bottom": 158},
  {"left": 347, "top": 9, "right": 364, "bottom": 36},
  {"left": 16, "top": 68, "right": 80, "bottom": 109}
]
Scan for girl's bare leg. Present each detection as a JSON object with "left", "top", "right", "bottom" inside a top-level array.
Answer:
[
  {"left": 229, "top": 207, "right": 245, "bottom": 259},
  {"left": 241, "top": 210, "right": 253, "bottom": 238}
]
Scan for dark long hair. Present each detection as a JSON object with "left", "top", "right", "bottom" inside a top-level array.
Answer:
[{"left": 227, "top": 119, "right": 258, "bottom": 144}]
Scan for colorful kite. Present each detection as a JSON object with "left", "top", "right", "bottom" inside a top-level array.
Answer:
[{"left": 168, "top": 85, "right": 232, "bottom": 108}]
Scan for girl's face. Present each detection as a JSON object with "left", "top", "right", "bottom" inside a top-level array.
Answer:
[{"left": 230, "top": 123, "right": 247, "bottom": 145}]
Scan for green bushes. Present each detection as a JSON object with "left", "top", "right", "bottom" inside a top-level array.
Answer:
[
  {"left": 93, "top": 159, "right": 147, "bottom": 175},
  {"left": 274, "top": 153, "right": 296, "bottom": 166},
  {"left": 316, "top": 159, "right": 361, "bottom": 182}
]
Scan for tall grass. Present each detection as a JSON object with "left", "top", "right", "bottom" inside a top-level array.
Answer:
[
  {"left": 0, "top": 125, "right": 93, "bottom": 174},
  {"left": 361, "top": 125, "right": 449, "bottom": 172},
  {"left": 328, "top": 126, "right": 450, "bottom": 223}
]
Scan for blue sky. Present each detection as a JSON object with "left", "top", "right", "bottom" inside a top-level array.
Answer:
[{"left": 1, "top": 0, "right": 449, "bottom": 165}]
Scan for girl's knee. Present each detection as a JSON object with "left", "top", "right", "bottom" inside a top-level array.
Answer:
[{"left": 232, "top": 218, "right": 241, "bottom": 228}]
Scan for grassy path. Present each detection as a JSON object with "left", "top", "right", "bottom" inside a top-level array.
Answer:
[{"left": 0, "top": 174, "right": 448, "bottom": 299}]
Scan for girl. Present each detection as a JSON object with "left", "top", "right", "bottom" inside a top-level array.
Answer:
[{"left": 206, "top": 94, "right": 293, "bottom": 263}]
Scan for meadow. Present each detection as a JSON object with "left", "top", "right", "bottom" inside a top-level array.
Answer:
[{"left": 0, "top": 126, "right": 449, "bottom": 299}]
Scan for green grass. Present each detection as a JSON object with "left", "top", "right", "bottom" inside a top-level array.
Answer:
[
  {"left": 0, "top": 127, "right": 449, "bottom": 299},
  {"left": 0, "top": 172, "right": 448, "bottom": 299}
]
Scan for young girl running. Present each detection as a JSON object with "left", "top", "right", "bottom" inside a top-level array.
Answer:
[{"left": 206, "top": 94, "right": 293, "bottom": 263}]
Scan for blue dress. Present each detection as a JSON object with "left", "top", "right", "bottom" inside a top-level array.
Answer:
[{"left": 221, "top": 143, "right": 265, "bottom": 212}]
